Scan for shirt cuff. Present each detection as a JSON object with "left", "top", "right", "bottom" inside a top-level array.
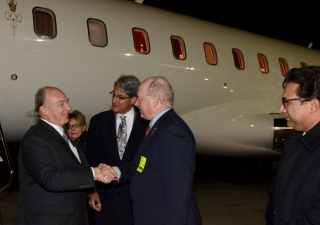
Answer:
[{"left": 113, "top": 166, "right": 121, "bottom": 181}]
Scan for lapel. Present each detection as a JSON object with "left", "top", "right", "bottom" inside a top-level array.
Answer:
[
  {"left": 102, "top": 111, "right": 120, "bottom": 161},
  {"left": 69, "top": 137, "right": 89, "bottom": 166},
  {"left": 39, "top": 120, "right": 83, "bottom": 165},
  {"left": 134, "top": 109, "right": 173, "bottom": 161}
]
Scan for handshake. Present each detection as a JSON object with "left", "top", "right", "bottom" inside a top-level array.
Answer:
[{"left": 93, "top": 163, "right": 118, "bottom": 184}]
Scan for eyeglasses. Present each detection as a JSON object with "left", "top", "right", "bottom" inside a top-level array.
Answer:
[
  {"left": 282, "top": 97, "right": 310, "bottom": 108},
  {"left": 109, "top": 91, "right": 130, "bottom": 101},
  {"left": 67, "top": 123, "right": 82, "bottom": 129}
]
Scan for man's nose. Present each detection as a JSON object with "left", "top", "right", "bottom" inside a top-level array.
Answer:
[
  {"left": 279, "top": 103, "right": 286, "bottom": 113},
  {"left": 65, "top": 103, "right": 71, "bottom": 111}
]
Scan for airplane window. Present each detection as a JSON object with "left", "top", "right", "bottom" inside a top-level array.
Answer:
[
  {"left": 279, "top": 58, "right": 289, "bottom": 76},
  {"left": 257, "top": 54, "right": 269, "bottom": 73},
  {"left": 204, "top": 43, "right": 217, "bottom": 65},
  {"left": 33, "top": 7, "right": 56, "bottom": 38},
  {"left": 232, "top": 48, "right": 245, "bottom": 70},
  {"left": 87, "top": 19, "right": 107, "bottom": 47},
  {"left": 133, "top": 28, "right": 150, "bottom": 54},
  {"left": 300, "top": 62, "right": 307, "bottom": 68},
  {"left": 171, "top": 36, "right": 186, "bottom": 60}
]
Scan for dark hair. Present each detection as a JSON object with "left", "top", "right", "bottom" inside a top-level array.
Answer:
[
  {"left": 283, "top": 66, "right": 320, "bottom": 100},
  {"left": 114, "top": 75, "right": 140, "bottom": 98},
  {"left": 34, "top": 86, "right": 58, "bottom": 117}
]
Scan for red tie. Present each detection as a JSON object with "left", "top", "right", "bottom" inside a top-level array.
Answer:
[{"left": 144, "top": 126, "right": 151, "bottom": 138}]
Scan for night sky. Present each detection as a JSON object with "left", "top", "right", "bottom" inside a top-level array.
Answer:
[{"left": 143, "top": 0, "right": 320, "bottom": 50}]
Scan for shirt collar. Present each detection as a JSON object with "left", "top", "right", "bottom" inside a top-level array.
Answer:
[
  {"left": 41, "top": 118, "right": 65, "bottom": 136},
  {"left": 149, "top": 108, "right": 171, "bottom": 128},
  {"left": 116, "top": 106, "right": 134, "bottom": 121}
]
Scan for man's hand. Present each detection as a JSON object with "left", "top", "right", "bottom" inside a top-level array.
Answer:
[
  {"left": 88, "top": 192, "right": 102, "bottom": 212},
  {"left": 93, "top": 163, "right": 118, "bottom": 184}
]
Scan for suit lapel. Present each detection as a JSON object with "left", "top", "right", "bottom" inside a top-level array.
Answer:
[
  {"left": 102, "top": 112, "right": 121, "bottom": 162},
  {"left": 133, "top": 109, "right": 173, "bottom": 164},
  {"left": 39, "top": 120, "right": 83, "bottom": 165}
]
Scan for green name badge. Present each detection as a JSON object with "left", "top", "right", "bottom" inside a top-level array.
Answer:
[{"left": 137, "top": 156, "right": 147, "bottom": 173}]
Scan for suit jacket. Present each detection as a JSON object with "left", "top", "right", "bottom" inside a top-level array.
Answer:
[
  {"left": 15, "top": 119, "right": 95, "bottom": 225},
  {"left": 128, "top": 109, "right": 202, "bottom": 225},
  {"left": 266, "top": 122, "right": 320, "bottom": 225},
  {"left": 85, "top": 107, "right": 148, "bottom": 225}
]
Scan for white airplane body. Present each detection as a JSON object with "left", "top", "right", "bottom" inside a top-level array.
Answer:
[{"left": 1, "top": 0, "right": 320, "bottom": 158}]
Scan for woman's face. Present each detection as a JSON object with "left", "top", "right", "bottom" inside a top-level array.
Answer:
[{"left": 66, "top": 118, "right": 85, "bottom": 140}]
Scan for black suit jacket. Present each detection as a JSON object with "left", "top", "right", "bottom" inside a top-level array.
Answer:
[
  {"left": 85, "top": 107, "right": 148, "bottom": 225},
  {"left": 129, "top": 109, "right": 202, "bottom": 225},
  {"left": 266, "top": 122, "right": 320, "bottom": 225},
  {"left": 15, "top": 119, "right": 95, "bottom": 225}
]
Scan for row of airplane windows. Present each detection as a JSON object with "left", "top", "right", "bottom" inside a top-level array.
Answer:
[{"left": 33, "top": 7, "right": 308, "bottom": 76}]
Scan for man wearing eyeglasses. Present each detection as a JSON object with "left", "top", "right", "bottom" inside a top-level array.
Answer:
[
  {"left": 85, "top": 75, "right": 148, "bottom": 225},
  {"left": 266, "top": 66, "right": 320, "bottom": 225}
]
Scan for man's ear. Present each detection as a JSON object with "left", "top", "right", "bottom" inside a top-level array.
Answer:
[
  {"left": 130, "top": 96, "right": 137, "bottom": 105},
  {"left": 152, "top": 95, "right": 160, "bottom": 107},
  {"left": 310, "top": 98, "right": 320, "bottom": 113},
  {"left": 39, "top": 105, "right": 48, "bottom": 116}
]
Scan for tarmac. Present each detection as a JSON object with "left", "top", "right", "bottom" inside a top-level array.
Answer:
[{"left": 0, "top": 143, "right": 276, "bottom": 225}]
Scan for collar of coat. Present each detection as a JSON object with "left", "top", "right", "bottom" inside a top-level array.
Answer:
[{"left": 289, "top": 122, "right": 320, "bottom": 151}]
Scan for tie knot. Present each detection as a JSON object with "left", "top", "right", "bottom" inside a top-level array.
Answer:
[
  {"left": 120, "top": 115, "right": 126, "bottom": 120},
  {"left": 62, "top": 131, "right": 68, "bottom": 143},
  {"left": 144, "top": 126, "right": 151, "bottom": 138}
]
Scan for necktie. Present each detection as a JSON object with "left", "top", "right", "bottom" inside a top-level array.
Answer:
[
  {"left": 63, "top": 130, "right": 81, "bottom": 162},
  {"left": 117, "top": 115, "right": 127, "bottom": 159},
  {"left": 62, "top": 131, "right": 69, "bottom": 143},
  {"left": 144, "top": 126, "right": 151, "bottom": 138}
]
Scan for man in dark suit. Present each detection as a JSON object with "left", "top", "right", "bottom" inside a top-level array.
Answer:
[
  {"left": 86, "top": 75, "right": 148, "bottom": 225},
  {"left": 121, "top": 76, "right": 202, "bottom": 225},
  {"left": 15, "top": 86, "right": 117, "bottom": 225},
  {"left": 266, "top": 66, "right": 320, "bottom": 224}
]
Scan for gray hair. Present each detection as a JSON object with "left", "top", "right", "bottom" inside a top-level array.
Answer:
[
  {"left": 34, "top": 86, "right": 58, "bottom": 117},
  {"left": 114, "top": 75, "right": 140, "bottom": 98},
  {"left": 145, "top": 76, "right": 174, "bottom": 107}
]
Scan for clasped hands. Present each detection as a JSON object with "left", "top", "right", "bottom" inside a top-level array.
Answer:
[{"left": 93, "top": 163, "right": 118, "bottom": 184}]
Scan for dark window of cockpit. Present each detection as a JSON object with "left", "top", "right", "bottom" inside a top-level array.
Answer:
[
  {"left": 279, "top": 58, "right": 289, "bottom": 76},
  {"left": 203, "top": 43, "right": 217, "bottom": 65},
  {"left": 33, "top": 7, "right": 57, "bottom": 38},
  {"left": 87, "top": 19, "right": 107, "bottom": 47},
  {"left": 257, "top": 54, "right": 269, "bottom": 73},
  {"left": 132, "top": 28, "right": 150, "bottom": 54},
  {"left": 300, "top": 62, "right": 307, "bottom": 68},
  {"left": 232, "top": 48, "right": 245, "bottom": 70},
  {"left": 171, "top": 36, "right": 186, "bottom": 60}
]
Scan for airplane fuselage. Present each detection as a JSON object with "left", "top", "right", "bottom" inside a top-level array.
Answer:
[{"left": 1, "top": 0, "right": 320, "bottom": 157}]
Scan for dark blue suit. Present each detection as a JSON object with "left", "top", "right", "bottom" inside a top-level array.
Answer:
[
  {"left": 127, "top": 109, "right": 202, "bottom": 225},
  {"left": 85, "top": 107, "right": 148, "bottom": 225}
]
